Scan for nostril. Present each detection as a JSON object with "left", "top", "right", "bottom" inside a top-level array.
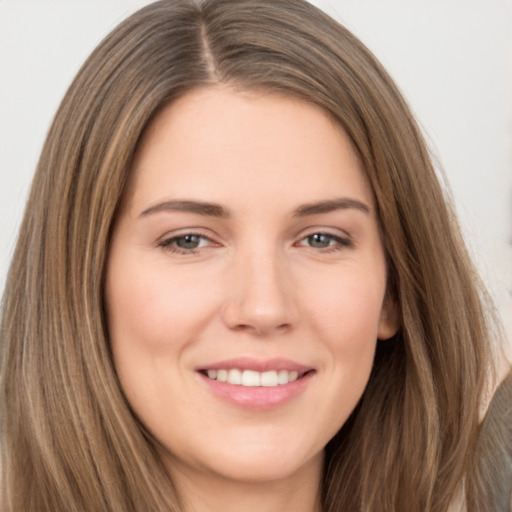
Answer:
[
  {"left": 233, "top": 321, "right": 293, "bottom": 336},
  {"left": 220, "top": 278, "right": 299, "bottom": 334}
]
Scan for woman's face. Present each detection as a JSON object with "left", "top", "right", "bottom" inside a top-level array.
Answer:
[{"left": 105, "top": 87, "right": 398, "bottom": 486}]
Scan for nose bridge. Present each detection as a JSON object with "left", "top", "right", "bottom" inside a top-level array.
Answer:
[{"left": 222, "top": 241, "right": 298, "bottom": 335}]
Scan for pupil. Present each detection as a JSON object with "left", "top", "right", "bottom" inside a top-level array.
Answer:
[
  {"left": 309, "top": 234, "right": 330, "bottom": 248},
  {"left": 177, "top": 235, "right": 200, "bottom": 249}
]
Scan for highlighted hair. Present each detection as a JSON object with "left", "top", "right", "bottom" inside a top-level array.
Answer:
[{"left": 0, "top": 1, "right": 500, "bottom": 510}]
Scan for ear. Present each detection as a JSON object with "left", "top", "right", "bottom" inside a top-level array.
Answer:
[{"left": 377, "top": 295, "right": 400, "bottom": 340}]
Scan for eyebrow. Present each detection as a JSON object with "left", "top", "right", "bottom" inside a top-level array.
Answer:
[
  {"left": 140, "top": 200, "right": 231, "bottom": 218},
  {"left": 292, "top": 198, "right": 370, "bottom": 216},
  {"left": 139, "top": 197, "right": 370, "bottom": 219}
]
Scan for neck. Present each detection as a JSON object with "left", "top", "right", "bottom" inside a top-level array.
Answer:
[{"left": 164, "top": 453, "right": 324, "bottom": 512}]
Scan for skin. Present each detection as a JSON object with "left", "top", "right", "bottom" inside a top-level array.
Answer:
[{"left": 105, "top": 86, "right": 398, "bottom": 512}]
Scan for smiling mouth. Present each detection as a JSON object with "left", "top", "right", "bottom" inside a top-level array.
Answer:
[{"left": 199, "top": 369, "right": 312, "bottom": 387}]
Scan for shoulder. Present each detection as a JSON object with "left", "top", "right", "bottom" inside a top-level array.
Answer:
[{"left": 466, "top": 369, "right": 512, "bottom": 512}]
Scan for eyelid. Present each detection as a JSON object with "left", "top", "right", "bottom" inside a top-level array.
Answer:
[
  {"left": 156, "top": 225, "right": 217, "bottom": 241},
  {"left": 157, "top": 229, "right": 221, "bottom": 254},
  {"left": 156, "top": 226, "right": 354, "bottom": 255},
  {"left": 294, "top": 228, "right": 354, "bottom": 251},
  {"left": 295, "top": 226, "right": 353, "bottom": 241}
]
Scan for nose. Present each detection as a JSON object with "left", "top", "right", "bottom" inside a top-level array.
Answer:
[{"left": 221, "top": 248, "right": 299, "bottom": 336}]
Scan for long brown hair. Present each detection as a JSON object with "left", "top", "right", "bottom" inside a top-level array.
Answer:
[{"left": 0, "top": 1, "right": 499, "bottom": 510}]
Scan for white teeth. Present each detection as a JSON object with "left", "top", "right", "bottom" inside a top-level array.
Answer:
[
  {"left": 228, "top": 368, "right": 242, "bottom": 385},
  {"left": 242, "top": 370, "right": 260, "bottom": 387},
  {"left": 277, "top": 369, "right": 289, "bottom": 385},
  {"left": 261, "top": 371, "right": 278, "bottom": 387},
  {"left": 204, "top": 368, "right": 303, "bottom": 387}
]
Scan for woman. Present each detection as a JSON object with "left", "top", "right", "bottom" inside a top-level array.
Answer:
[{"left": 0, "top": 1, "right": 505, "bottom": 511}]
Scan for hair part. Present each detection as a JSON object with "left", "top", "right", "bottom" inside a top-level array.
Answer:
[{"left": 0, "top": 1, "right": 499, "bottom": 511}]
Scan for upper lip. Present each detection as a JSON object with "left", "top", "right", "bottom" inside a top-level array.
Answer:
[{"left": 197, "top": 357, "right": 313, "bottom": 373}]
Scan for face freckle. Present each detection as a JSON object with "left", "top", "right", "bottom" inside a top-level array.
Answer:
[{"left": 105, "top": 86, "right": 398, "bottom": 490}]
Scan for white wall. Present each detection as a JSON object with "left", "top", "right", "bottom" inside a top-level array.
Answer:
[{"left": 1, "top": 0, "right": 511, "bottom": 345}]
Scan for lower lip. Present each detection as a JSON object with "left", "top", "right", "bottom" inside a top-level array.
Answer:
[{"left": 198, "top": 372, "right": 314, "bottom": 410}]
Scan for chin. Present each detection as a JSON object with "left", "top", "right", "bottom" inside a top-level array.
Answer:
[
  {"left": 205, "top": 450, "right": 323, "bottom": 484},
  {"left": 160, "top": 432, "right": 324, "bottom": 485}
]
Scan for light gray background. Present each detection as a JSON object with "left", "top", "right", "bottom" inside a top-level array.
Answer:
[{"left": 1, "top": 0, "right": 511, "bottom": 349}]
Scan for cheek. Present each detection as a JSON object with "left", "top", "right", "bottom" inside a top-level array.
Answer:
[
  {"left": 305, "top": 268, "right": 386, "bottom": 345},
  {"left": 104, "top": 257, "right": 222, "bottom": 424},
  {"left": 105, "top": 258, "right": 219, "bottom": 352},
  {"left": 307, "top": 275, "right": 384, "bottom": 421},
  {"left": 302, "top": 265, "right": 386, "bottom": 399}
]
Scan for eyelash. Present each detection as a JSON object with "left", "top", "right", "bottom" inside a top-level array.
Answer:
[
  {"left": 158, "top": 231, "right": 353, "bottom": 255},
  {"left": 159, "top": 233, "right": 212, "bottom": 255},
  {"left": 296, "top": 232, "right": 353, "bottom": 252}
]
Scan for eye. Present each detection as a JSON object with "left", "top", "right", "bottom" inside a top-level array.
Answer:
[
  {"left": 297, "top": 232, "right": 352, "bottom": 251},
  {"left": 159, "top": 233, "right": 213, "bottom": 254}
]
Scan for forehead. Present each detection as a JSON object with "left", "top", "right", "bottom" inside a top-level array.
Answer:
[{"left": 126, "top": 86, "right": 374, "bottom": 213}]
